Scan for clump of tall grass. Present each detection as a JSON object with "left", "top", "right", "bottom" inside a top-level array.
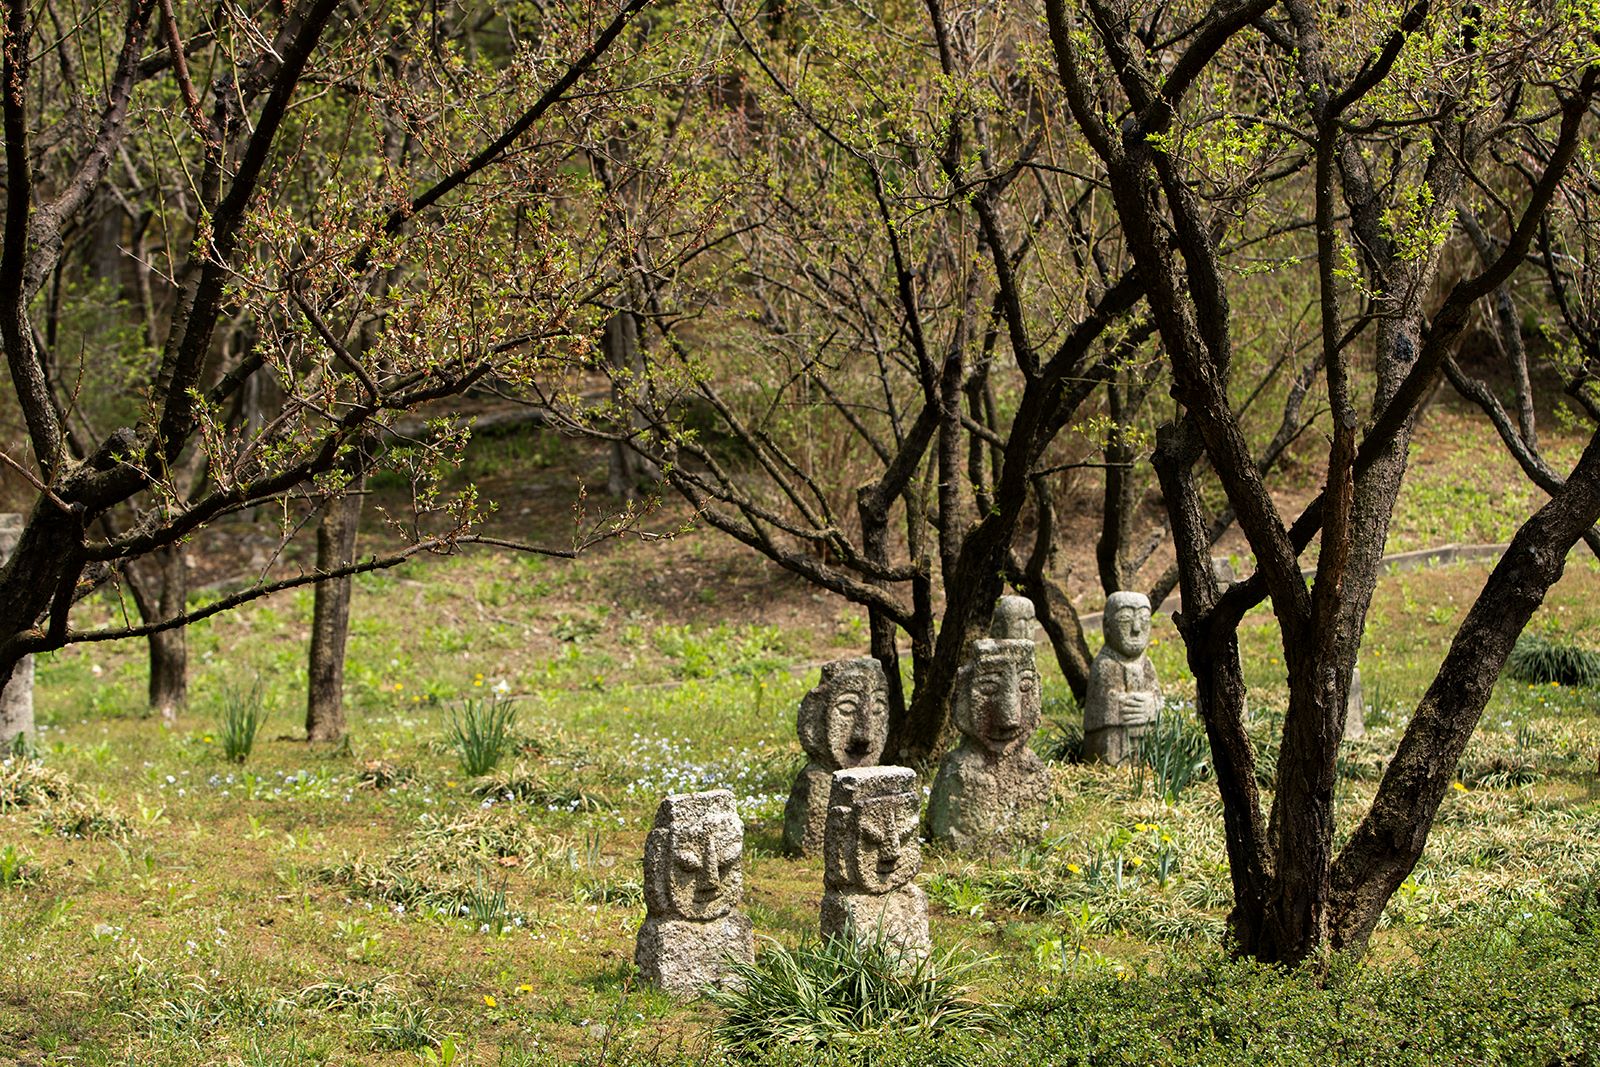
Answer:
[
  {"left": 1037, "top": 691, "right": 1084, "bottom": 763},
  {"left": 1135, "top": 705, "right": 1211, "bottom": 802},
  {"left": 447, "top": 696, "right": 517, "bottom": 777},
  {"left": 708, "top": 934, "right": 998, "bottom": 1054},
  {"left": 218, "top": 681, "right": 270, "bottom": 764},
  {"left": 1505, "top": 633, "right": 1600, "bottom": 688}
]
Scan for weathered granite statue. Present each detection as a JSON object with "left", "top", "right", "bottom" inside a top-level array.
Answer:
[
  {"left": 928, "top": 637, "right": 1052, "bottom": 851},
  {"left": 0, "top": 515, "right": 34, "bottom": 746},
  {"left": 990, "top": 594, "right": 1037, "bottom": 640},
  {"left": 820, "top": 766, "right": 930, "bottom": 958},
  {"left": 635, "top": 789, "right": 754, "bottom": 996},
  {"left": 1084, "top": 591, "right": 1161, "bottom": 765},
  {"left": 782, "top": 657, "right": 889, "bottom": 856},
  {"left": 1344, "top": 666, "right": 1366, "bottom": 740}
]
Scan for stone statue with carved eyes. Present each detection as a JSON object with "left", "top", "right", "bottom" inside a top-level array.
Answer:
[
  {"left": 783, "top": 657, "right": 890, "bottom": 856},
  {"left": 1084, "top": 591, "right": 1162, "bottom": 765},
  {"left": 820, "top": 766, "right": 930, "bottom": 959},
  {"left": 928, "top": 631, "right": 1053, "bottom": 852},
  {"left": 635, "top": 790, "right": 754, "bottom": 996}
]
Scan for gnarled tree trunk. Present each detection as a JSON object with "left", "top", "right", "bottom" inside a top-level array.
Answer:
[
  {"left": 0, "top": 513, "right": 34, "bottom": 746},
  {"left": 306, "top": 477, "right": 365, "bottom": 743}
]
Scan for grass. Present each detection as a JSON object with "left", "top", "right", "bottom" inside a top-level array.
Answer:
[
  {"left": 5, "top": 458, "right": 1600, "bottom": 1061},
  {"left": 708, "top": 934, "right": 999, "bottom": 1055},
  {"left": 1505, "top": 632, "right": 1600, "bottom": 687},
  {"left": 218, "top": 680, "right": 271, "bottom": 763},
  {"left": 446, "top": 695, "right": 518, "bottom": 776}
]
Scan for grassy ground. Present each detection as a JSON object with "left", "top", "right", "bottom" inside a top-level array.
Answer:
[
  {"left": 4, "top": 534, "right": 1600, "bottom": 1065},
  {"left": 4, "top": 398, "right": 1600, "bottom": 1064}
]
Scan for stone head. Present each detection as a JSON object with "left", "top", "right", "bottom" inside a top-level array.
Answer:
[
  {"left": 953, "top": 638, "right": 1041, "bottom": 757},
  {"left": 1104, "top": 591, "right": 1153, "bottom": 659},
  {"left": 643, "top": 790, "right": 744, "bottom": 921},
  {"left": 825, "top": 766, "right": 919, "bottom": 894},
  {"left": 989, "top": 595, "right": 1037, "bottom": 641},
  {"left": 797, "top": 657, "right": 889, "bottom": 770}
]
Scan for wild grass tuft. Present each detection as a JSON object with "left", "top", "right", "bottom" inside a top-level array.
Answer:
[
  {"left": 708, "top": 934, "right": 999, "bottom": 1054},
  {"left": 1135, "top": 705, "right": 1211, "bottom": 802},
  {"left": 447, "top": 695, "right": 518, "bottom": 776},
  {"left": 0, "top": 844, "right": 30, "bottom": 887},
  {"left": 1037, "top": 691, "right": 1084, "bottom": 763},
  {"left": 1506, "top": 633, "right": 1600, "bottom": 687},
  {"left": 218, "top": 680, "right": 271, "bottom": 763}
]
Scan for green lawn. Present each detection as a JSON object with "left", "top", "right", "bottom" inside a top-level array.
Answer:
[{"left": 3, "top": 540, "right": 1600, "bottom": 1064}]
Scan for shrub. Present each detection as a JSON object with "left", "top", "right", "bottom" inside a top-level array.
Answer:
[
  {"left": 218, "top": 681, "right": 270, "bottom": 764},
  {"left": 447, "top": 696, "right": 517, "bottom": 777},
  {"left": 708, "top": 934, "right": 998, "bottom": 1056},
  {"left": 1505, "top": 632, "right": 1600, "bottom": 687}
]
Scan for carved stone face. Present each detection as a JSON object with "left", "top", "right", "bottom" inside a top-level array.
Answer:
[
  {"left": 643, "top": 791, "right": 744, "bottom": 921},
  {"left": 798, "top": 658, "right": 889, "bottom": 770},
  {"left": 648, "top": 815, "right": 742, "bottom": 920},
  {"left": 1105, "top": 592, "right": 1152, "bottom": 658},
  {"left": 846, "top": 794, "right": 919, "bottom": 894},
  {"left": 955, "top": 639, "right": 1041, "bottom": 756},
  {"left": 990, "top": 595, "right": 1037, "bottom": 640}
]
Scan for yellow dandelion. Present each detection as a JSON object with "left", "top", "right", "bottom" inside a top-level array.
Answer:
[
  {"left": 1066, "top": 863, "right": 1081, "bottom": 874},
  {"left": 393, "top": 682, "right": 404, "bottom": 692},
  {"left": 1128, "top": 856, "right": 1144, "bottom": 867},
  {"left": 517, "top": 983, "right": 532, "bottom": 993},
  {"left": 474, "top": 679, "right": 484, "bottom": 687},
  {"left": 483, "top": 994, "right": 497, "bottom": 1008},
  {"left": 1451, "top": 781, "right": 1468, "bottom": 793}
]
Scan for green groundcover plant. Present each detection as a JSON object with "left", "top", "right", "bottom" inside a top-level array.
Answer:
[{"left": 688, "top": 880, "right": 1600, "bottom": 1067}]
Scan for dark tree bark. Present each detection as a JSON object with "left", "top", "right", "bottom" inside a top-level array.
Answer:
[
  {"left": 305, "top": 476, "right": 364, "bottom": 743},
  {"left": 140, "top": 543, "right": 188, "bottom": 722},
  {"left": 604, "top": 309, "right": 657, "bottom": 500},
  {"left": 1011, "top": 474, "right": 1093, "bottom": 703},
  {"left": 1048, "top": 0, "right": 1599, "bottom": 963}
]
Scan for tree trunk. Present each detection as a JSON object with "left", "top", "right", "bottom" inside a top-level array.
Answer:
[
  {"left": 1327, "top": 426, "right": 1600, "bottom": 950},
  {"left": 1097, "top": 373, "right": 1137, "bottom": 594},
  {"left": 1013, "top": 474, "right": 1092, "bottom": 703},
  {"left": 146, "top": 542, "right": 188, "bottom": 723},
  {"left": 605, "top": 310, "right": 656, "bottom": 499},
  {"left": 0, "top": 513, "right": 36, "bottom": 746},
  {"left": 305, "top": 478, "right": 365, "bottom": 742}
]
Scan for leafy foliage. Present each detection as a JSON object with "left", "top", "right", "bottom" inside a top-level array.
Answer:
[
  {"left": 1135, "top": 705, "right": 1212, "bottom": 802},
  {"left": 217, "top": 682, "right": 271, "bottom": 764},
  {"left": 1506, "top": 633, "right": 1600, "bottom": 687},
  {"left": 447, "top": 696, "right": 518, "bottom": 777},
  {"left": 708, "top": 935, "right": 999, "bottom": 1056}
]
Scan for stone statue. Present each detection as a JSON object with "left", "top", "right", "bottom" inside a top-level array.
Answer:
[
  {"left": 990, "top": 594, "right": 1037, "bottom": 640},
  {"left": 928, "top": 636, "right": 1052, "bottom": 851},
  {"left": 635, "top": 789, "right": 754, "bottom": 996},
  {"left": 1084, "top": 591, "right": 1161, "bottom": 764},
  {"left": 820, "top": 766, "right": 930, "bottom": 959},
  {"left": 783, "top": 657, "right": 889, "bottom": 856},
  {"left": 0, "top": 515, "right": 34, "bottom": 746}
]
